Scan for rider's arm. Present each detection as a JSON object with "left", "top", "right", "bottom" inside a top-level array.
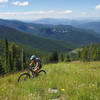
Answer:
[
  {"left": 35, "top": 62, "right": 39, "bottom": 68},
  {"left": 29, "top": 60, "right": 34, "bottom": 67},
  {"left": 33, "top": 62, "right": 39, "bottom": 72}
]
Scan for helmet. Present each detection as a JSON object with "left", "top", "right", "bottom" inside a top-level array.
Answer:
[{"left": 30, "top": 55, "right": 36, "bottom": 60}]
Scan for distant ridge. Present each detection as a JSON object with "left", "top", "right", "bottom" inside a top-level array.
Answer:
[
  {"left": 0, "top": 19, "right": 100, "bottom": 45},
  {"left": 77, "top": 22, "right": 100, "bottom": 33},
  {"left": 0, "top": 25, "right": 76, "bottom": 52}
]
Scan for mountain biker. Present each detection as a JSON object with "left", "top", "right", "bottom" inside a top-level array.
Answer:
[{"left": 29, "top": 55, "right": 42, "bottom": 74}]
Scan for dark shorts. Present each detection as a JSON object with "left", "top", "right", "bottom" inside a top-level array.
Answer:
[{"left": 39, "top": 64, "right": 42, "bottom": 69}]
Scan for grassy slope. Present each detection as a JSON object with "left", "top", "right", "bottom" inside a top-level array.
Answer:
[{"left": 0, "top": 62, "right": 100, "bottom": 100}]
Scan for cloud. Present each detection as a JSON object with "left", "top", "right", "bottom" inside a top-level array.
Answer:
[
  {"left": 0, "top": 10, "right": 72, "bottom": 15},
  {"left": 12, "top": 1, "right": 29, "bottom": 6},
  {"left": 0, "top": 10, "right": 73, "bottom": 20},
  {"left": 62, "top": 10, "right": 72, "bottom": 14},
  {"left": 0, "top": 0, "right": 8, "bottom": 3},
  {"left": 96, "top": 4, "right": 100, "bottom": 10}
]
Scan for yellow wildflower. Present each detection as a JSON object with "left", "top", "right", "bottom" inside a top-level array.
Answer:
[{"left": 61, "top": 89, "right": 65, "bottom": 92}]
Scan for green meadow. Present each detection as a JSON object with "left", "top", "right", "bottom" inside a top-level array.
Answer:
[{"left": 0, "top": 62, "right": 100, "bottom": 100}]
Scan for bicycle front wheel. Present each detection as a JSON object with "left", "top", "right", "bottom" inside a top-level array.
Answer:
[
  {"left": 18, "top": 73, "right": 31, "bottom": 82},
  {"left": 38, "top": 70, "right": 46, "bottom": 76}
]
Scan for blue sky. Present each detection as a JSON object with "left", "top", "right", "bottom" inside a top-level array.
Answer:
[{"left": 0, "top": 0, "right": 100, "bottom": 20}]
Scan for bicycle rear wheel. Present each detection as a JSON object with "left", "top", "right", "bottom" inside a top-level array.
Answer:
[{"left": 18, "top": 73, "right": 30, "bottom": 82}]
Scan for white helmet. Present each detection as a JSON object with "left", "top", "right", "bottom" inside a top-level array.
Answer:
[{"left": 30, "top": 55, "right": 36, "bottom": 60}]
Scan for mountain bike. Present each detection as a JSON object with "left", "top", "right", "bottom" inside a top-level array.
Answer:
[{"left": 18, "top": 66, "right": 46, "bottom": 82}]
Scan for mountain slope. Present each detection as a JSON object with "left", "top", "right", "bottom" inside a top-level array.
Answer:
[
  {"left": 0, "top": 19, "right": 100, "bottom": 45},
  {"left": 69, "top": 43, "right": 100, "bottom": 61},
  {"left": 32, "top": 18, "right": 91, "bottom": 25},
  {"left": 0, "top": 25, "right": 76, "bottom": 52},
  {"left": 78, "top": 22, "right": 100, "bottom": 33},
  {"left": 30, "top": 25, "right": 100, "bottom": 45}
]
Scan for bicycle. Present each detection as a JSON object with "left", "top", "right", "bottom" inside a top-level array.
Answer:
[{"left": 18, "top": 66, "right": 46, "bottom": 82}]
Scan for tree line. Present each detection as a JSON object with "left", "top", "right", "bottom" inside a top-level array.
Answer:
[
  {"left": 0, "top": 39, "right": 70, "bottom": 76},
  {"left": 66, "top": 44, "right": 100, "bottom": 62},
  {"left": 78, "top": 44, "right": 100, "bottom": 62},
  {"left": 0, "top": 39, "right": 27, "bottom": 75},
  {"left": 0, "top": 39, "right": 100, "bottom": 75},
  {"left": 2, "top": 39, "right": 99, "bottom": 76}
]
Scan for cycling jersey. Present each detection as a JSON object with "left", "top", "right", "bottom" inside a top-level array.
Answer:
[{"left": 33, "top": 58, "right": 41, "bottom": 68}]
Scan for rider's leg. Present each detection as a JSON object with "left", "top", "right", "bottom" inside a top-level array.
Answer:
[{"left": 33, "top": 67, "right": 39, "bottom": 76}]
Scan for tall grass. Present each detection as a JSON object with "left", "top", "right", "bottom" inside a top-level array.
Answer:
[{"left": 0, "top": 62, "right": 100, "bottom": 100}]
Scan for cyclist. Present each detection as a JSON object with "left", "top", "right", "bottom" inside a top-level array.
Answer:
[{"left": 29, "top": 55, "right": 42, "bottom": 74}]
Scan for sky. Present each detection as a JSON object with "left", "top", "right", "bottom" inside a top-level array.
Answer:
[{"left": 0, "top": 0, "right": 100, "bottom": 20}]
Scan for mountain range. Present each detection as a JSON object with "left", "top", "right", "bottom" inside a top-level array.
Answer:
[
  {"left": 0, "top": 25, "right": 76, "bottom": 52},
  {"left": 0, "top": 19, "right": 100, "bottom": 45},
  {"left": 32, "top": 18, "right": 100, "bottom": 33},
  {"left": 32, "top": 18, "right": 91, "bottom": 25},
  {"left": 77, "top": 22, "right": 100, "bottom": 33}
]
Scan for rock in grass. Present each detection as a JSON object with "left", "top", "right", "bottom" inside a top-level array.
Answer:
[{"left": 48, "top": 88, "right": 59, "bottom": 93}]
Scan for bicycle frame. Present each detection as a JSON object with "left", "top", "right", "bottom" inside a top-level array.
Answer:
[
  {"left": 18, "top": 66, "right": 46, "bottom": 82},
  {"left": 27, "top": 67, "right": 35, "bottom": 77}
]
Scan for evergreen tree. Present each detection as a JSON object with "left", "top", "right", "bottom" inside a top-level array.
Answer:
[
  {"left": 42, "top": 55, "right": 50, "bottom": 64},
  {"left": 23, "top": 53, "right": 27, "bottom": 69},
  {"left": 64, "top": 54, "right": 71, "bottom": 62},
  {"left": 88, "top": 45, "right": 93, "bottom": 62},
  {"left": 9, "top": 51, "right": 13, "bottom": 71},
  {"left": 11, "top": 43, "right": 18, "bottom": 71},
  {"left": 93, "top": 48, "right": 100, "bottom": 61},
  {"left": 4, "top": 39, "right": 10, "bottom": 73},
  {"left": 78, "top": 50, "right": 81, "bottom": 61},
  {"left": 58, "top": 52, "right": 64, "bottom": 62},
  {"left": 49, "top": 50, "right": 58, "bottom": 63},
  {"left": 21, "top": 48, "right": 26, "bottom": 70},
  {"left": 0, "top": 57, "right": 5, "bottom": 75},
  {"left": 21, "top": 48, "right": 24, "bottom": 70},
  {"left": 81, "top": 47, "right": 88, "bottom": 62}
]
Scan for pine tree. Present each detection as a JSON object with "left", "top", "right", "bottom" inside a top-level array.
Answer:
[
  {"left": 4, "top": 39, "right": 10, "bottom": 73},
  {"left": 50, "top": 50, "right": 58, "bottom": 63},
  {"left": 21, "top": 48, "right": 24, "bottom": 70},
  {"left": 58, "top": 52, "right": 64, "bottom": 62},
  {"left": 0, "top": 57, "right": 5, "bottom": 75},
  {"left": 88, "top": 45, "right": 93, "bottom": 62},
  {"left": 11, "top": 43, "right": 17, "bottom": 71},
  {"left": 81, "top": 47, "right": 88, "bottom": 62},
  {"left": 78, "top": 50, "right": 81, "bottom": 61},
  {"left": 9, "top": 51, "right": 13, "bottom": 71},
  {"left": 64, "top": 54, "right": 71, "bottom": 62},
  {"left": 23, "top": 53, "right": 27, "bottom": 69}
]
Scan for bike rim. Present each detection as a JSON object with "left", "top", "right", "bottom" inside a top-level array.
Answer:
[
  {"left": 18, "top": 73, "right": 30, "bottom": 82},
  {"left": 38, "top": 70, "right": 46, "bottom": 76}
]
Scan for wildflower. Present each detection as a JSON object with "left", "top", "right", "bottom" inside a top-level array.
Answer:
[
  {"left": 91, "top": 84, "right": 95, "bottom": 87},
  {"left": 78, "top": 83, "right": 85, "bottom": 88},
  {"left": 89, "top": 83, "right": 96, "bottom": 88},
  {"left": 60, "top": 88, "right": 65, "bottom": 92}
]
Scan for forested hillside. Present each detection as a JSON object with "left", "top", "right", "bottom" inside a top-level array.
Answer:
[
  {"left": 78, "top": 22, "right": 100, "bottom": 33},
  {"left": 68, "top": 43, "right": 100, "bottom": 61},
  {"left": 0, "top": 19, "right": 100, "bottom": 45},
  {"left": 0, "top": 39, "right": 48, "bottom": 75},
  {"left": 0, "top": 25, "right": 76, "bottom": 52},
  {"left": 0, "top": 39, "right": 70, "bottom": 75}
]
